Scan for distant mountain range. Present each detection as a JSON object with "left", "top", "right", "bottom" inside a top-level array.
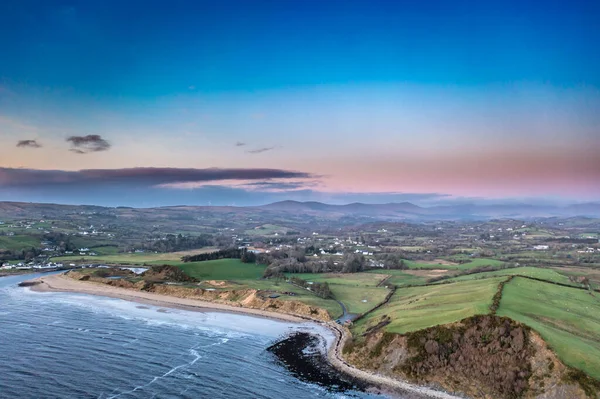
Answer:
[
  {"left": 259, "top": 200, "right": 600, "bottom": 220},
  {"left": 1, "top": 200, "right": 600, "bottom": 221}
]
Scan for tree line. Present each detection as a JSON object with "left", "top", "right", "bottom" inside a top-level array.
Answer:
[
  {"left": 289, "top": 276, "right": 333, "bottom": 299},
  {"left": 181, "top": 247, "right": 258, "bottom": 263}
]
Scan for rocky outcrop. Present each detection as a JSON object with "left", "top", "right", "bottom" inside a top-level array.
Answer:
[
  {"left": 344, "top": 315, "right": 595, "bottom": 399},
  {"left": 18, "top": 280, "right": 42, "bottom": 287}
]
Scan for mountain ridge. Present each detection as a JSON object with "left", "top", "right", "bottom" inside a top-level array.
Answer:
[{"left": 1, "top": 200, "right": 599, "bottom": 221}]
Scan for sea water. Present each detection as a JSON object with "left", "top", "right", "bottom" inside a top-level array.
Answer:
[{"left": 0, "top": 273, "right": 384, "bottom": 398}]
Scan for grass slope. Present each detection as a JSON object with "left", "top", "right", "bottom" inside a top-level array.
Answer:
[
  {"left": 0, "top": 235, "right": 40, "bottom": 251},
  {"left": 285, "top": 272, "right": 390, "bottom": 315},
  {"left": 443, "top": 266, "right": 578, "bottom": 286},
  {"left": 497, "top": 277, "right": 600, "bottom": 380},
  {"left": 177, "top": 259, "right": 265, "bottom": 280},
  {"left": 404, "top": 258, "right": 505, "bottom": 271},
  {"left": 365, "top": 269, "right": 430, "bottom": 286},
  {"left": 353, "top": 277, "right": 503, "bottom": 335},
  {"left": 290, "top": 272, "right": 388, "bottom": 287},
  {"left": 330, "top": 285, "right": 389, "bottom": 315}
]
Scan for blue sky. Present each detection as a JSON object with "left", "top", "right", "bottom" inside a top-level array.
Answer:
[{"left": 1, "top": 0, "right": 599, "bottom": 206}]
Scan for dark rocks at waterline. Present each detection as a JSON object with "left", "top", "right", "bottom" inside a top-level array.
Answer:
[
  {"left": 18, "top": 280, "right": 42, "bottom": 287},
  {"left": 267, "top": 332, "right": 370, "bottom": 393}
]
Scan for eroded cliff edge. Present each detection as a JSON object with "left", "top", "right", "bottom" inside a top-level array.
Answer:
[{"left": 343, "top": 315, "right": 599, "bottom": 399}]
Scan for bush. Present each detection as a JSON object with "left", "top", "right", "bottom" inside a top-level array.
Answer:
[{"left": 94, "top": 269, "right": 111, "bottom": 278}]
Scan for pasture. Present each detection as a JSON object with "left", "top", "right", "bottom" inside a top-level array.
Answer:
[
  {"left": 177, "top": 259, "right": 266, "bottom": 281},
  {"left": 0, "top": 235, "right": 41, "bottom": 251},
  {"left": 442, "top": 266, "right": 578, "bottom": 287},
  {"left": 290, "top": 272, "right": 388, "bottom": 287},
  {"left": 365, "top": 269, "right": 433, "bottom": 286},
  {"left": 353, "top": 277, "right": 503, "bottom": 335},
  {"left": 402, "top": 258, "right": 505, "bottom": 271},
  {"left": 497, "top": 277, "right": 600, "bottom": 380},
  {"left": 285, "top": 272, "right": 391, "bottom": 315},
  {"left": 329, "top": 285, "right": 389, "bottom": 315}
]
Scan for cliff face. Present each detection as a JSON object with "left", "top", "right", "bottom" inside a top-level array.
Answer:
[{"left": 344, "top": 315, "right": 593, "bottom": 399}]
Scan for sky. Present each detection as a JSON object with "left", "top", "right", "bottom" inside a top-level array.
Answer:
[{"left": 1, "top": 0, "right": 599, "bottom": 207}]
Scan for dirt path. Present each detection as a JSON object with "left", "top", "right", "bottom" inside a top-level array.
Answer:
[{"left": 323, "top": 321, "right": 462, "bottom": 399}]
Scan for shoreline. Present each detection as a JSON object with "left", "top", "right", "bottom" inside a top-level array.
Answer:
[
  {"left": 28, "top": 274, "right": 306, "bottom": 324},
  {"left": 25, "top": 274, "right": 461, "bottom": 399}
]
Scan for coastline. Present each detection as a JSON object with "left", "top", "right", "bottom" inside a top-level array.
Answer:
[
  {"left": 26, "top": 274, "right": 461, "bottom": 399},
  {"left": 28, "top": 274, "right": 306, "bottom": 324}
]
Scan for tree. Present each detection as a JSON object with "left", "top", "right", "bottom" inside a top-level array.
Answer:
[
  {"left": 241, "top": 250, "right": 257, "bottom": 263},
  {"left": 342, "top": 253, "right": 365, "bottom": 273}
]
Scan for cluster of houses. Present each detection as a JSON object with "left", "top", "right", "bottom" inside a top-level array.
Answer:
[
  {"left": 1, "top": 262, "right": 65, "bottom": 270},
  {"left": 577, "top": 247, "right": 600, "bottom": 254}
]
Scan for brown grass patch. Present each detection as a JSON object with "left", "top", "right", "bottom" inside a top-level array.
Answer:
[
  {"left": 433, "top": 259, "right": 458, "bottom": 266},
  {"left": 403, "top": 269, "right": 453, "bottom": 278}
]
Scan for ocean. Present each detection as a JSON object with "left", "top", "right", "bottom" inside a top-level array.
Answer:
[{"left": 0, "top": 273, "right": 384, "bottom": 399}]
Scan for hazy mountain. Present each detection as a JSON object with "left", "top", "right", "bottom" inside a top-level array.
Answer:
[{"left": 1, "top": 200, "right": 600, "bottom": 221}]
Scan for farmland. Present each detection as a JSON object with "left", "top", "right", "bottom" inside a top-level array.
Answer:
[
  {"left": 283, "top": 272, "right": 391, "bottom": 315},
  {"left": 402, "top": 258, "right": 505, "bottom": 271},
  {"left": 289, "top": 272, "right": 388, "bottom": 287},
  {"left": 0, "top": 235, "right": 41, "bottom": 251},
  {"left": 352, "top": 277, "right": 503, "bottom": 335},
  {"left": 365, "top": 269, "right": 432, "bottom": 286},
  {"left": 497, "top": 277, "right": 600, "bottom": 380},
  {"left": 441, "top": 266, "right": 578, "bottom": 286},
  {"left": 177, "top": 259, "right": 266, "bottom": 281}
]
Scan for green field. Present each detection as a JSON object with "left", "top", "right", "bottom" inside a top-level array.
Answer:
[
  {"left": 330, "top": 285, "right": 389, "bottom": 314},
  {"left": 244, "top": 224, "right": 292, "bottom": 236},
  {"left": 353, "top": 277, "right": 503, "bottom": 335},
  {"left": 290, "top": 272, "right": 388, "bottom": 287},
  {"left": 0, "top": 235, "right": 41, "bottom": 251},
  {"left": 285, "top": 272, "right": 391, "bottom": 315},
  {"left": 442, "top": 266, "right": 578, "bottom": 286},
  {"left": 404, "top": 258, "right": 505, "bottom": 271},
  {"left": 399, "top": 246, "right": 426, "bottom": 252},
  {"left": 497, "top": 277, "right": 600, "bottom": 380},
  {"left": 365, "top": 269, "right": 429, "bottom": 286},
  {"left": 83, "top": 245, "right": 120, "bottom": 256},
  {"left": 177, "top": 259, "right": 266, "bottom": 280}
]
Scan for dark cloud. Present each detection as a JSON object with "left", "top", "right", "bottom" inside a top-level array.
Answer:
[
  {"left": 235, "top": 142, "right": 246, "bottom": 147},
  {"left": 66, "top": 135, "right": 111, "bottom": 153},
  {"left": 240, "top": 181, "right": 319, "bottom": 191},
  {"left": 246, "top": 146, "right": 275, "bottom": 154},
  {"left": 16, "top": 140, "right": 42, "bottom": 148},
  {"left": 0, "top": 167, "right": 314, "bottom": 188}
]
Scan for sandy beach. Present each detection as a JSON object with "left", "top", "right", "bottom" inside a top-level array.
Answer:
[
  {"left": 29, "top": 274, "right": 306, "bottom": 323},
  {"left": 27, "top": 273, "right": 460, "bottom": 399}
]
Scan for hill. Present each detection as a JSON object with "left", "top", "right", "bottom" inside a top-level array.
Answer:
[{"left": 1, "top": 200, "right": 600, "bottom": 223}]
